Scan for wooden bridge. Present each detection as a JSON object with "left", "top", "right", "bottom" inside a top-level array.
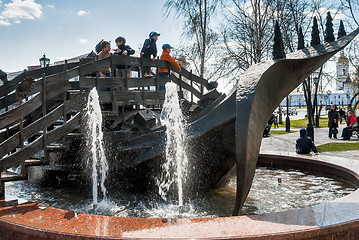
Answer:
[{"left": 0, "top": 55, "right": 214, "bottom": 197}]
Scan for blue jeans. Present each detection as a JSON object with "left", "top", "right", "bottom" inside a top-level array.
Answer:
[{"left": 158, "top": 72, "right": 168, "bottom": 91}]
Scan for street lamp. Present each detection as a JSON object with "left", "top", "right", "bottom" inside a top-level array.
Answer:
[
  {"left": 327, "top": 90, "right": 332, "bottom": 105},
  {"left": 306, "top": 76, "right": 314, "bottom": 141},
  {"left": 39, "top": 54, "right": 50, "bottom": 68},
  {"left": 313, "top": 76, "right": 319, "bottom": 127},
  {"left": 285, "top": 95, "right": 290, "bottom": 132}
]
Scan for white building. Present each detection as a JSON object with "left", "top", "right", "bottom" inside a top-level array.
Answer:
[{"left": 282, "top": 51, "right": 357, "bottom": 107}]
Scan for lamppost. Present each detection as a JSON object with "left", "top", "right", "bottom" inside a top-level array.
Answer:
[
  {"left": 313, "top": 76, "right": 319, "bottom": 127},
  {"left": 39, "top": 54, "right": 50, "bottom": 68},
  {"left": 285, "top": 95, "right": 290, "bottom": 132},
  {"left": 327, "top": 90, "right": 332, "bottom": 105},
  {"left": 306, "top": 76, "right": 314, "bottom": 141}
]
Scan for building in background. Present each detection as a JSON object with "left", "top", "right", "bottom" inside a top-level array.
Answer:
[{"left": 282, "top": 51, "right": 357, "bottom": 108}]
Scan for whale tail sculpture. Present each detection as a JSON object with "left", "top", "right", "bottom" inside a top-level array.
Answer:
[{"left": 233, "top": 27, "right": 359, "bottom": 215}]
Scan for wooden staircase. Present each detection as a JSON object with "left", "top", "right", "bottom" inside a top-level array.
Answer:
[{"left": 0, "top": 55, "right": 212, "bottom": 198}]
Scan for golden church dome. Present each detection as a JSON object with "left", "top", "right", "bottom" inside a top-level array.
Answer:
[{"left": 338, "top": 54, "right": 349, "bottom": 63}]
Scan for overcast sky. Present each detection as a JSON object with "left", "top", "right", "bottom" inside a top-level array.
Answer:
[{"left": 0, "top": 0, "right": 181, "bottom": 72}]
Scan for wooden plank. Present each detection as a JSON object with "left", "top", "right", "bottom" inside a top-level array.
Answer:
[
  {"left": 1, "top": 172, "right": 26, "bottom": 182},
  {"left": 0, "top": 62, "right": 79, "bottom": 97},
  {"left": 0, "top": 79, "right": 42, "bottom": 109},
  {"left": 79, "top": 77, "right": 170, "bottom": 89},
  {"left": 180, "top": 68, "right": 209, "bottom": 88},
  {"left": 80, "top": 77, "right": 125, "bottom": 89},
  {"left": 0, "top": 93, "right": 42, "bottom": 129},
  {"left": 99, "top": 91, "right": 165, "bottom": 102},
  {"left": 111, "top": 55, "right": 209, "bottom": 88},
  {"left": 0, "top": 112, "right": 80, "bottom": 172},
  {"left": 0, "top": 78, "right": 71, "bottom": 129},
  {"left": 0, "top": 94, "right": 83, "bottom": 158},
  {"left": 170, "top": 74, "right": 202, "bottom": 99}
]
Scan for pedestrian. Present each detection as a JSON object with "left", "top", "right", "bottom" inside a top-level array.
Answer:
[
  {"left": 158, "top": 43, "right": 181, "bottom": 90},
  {"left": 263, "top": 114, "right": 276, "bottom": 137},
  {"left": 328, "top": 104, "right": 339, "bottom": 139},
  {"left": 140, "top": 31, "right": 160, "bottom": 77},
  {"left": 296, "top": 128, "right": 318, "bottom": 154},
  {"left": 114, "top": 36, "right": 135, "bottom": 77},
  {"left": 341, "top": 111, "right": 358, "bottom": 140}
]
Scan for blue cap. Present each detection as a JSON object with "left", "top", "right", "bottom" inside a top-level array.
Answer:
[
  {"left": 162, "top": 44, "right": 173, "bottom": 50},
  {"left": 149, "top": 31, "right": 160, "bottom": 38}
]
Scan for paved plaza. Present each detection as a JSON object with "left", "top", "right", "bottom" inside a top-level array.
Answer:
[{"left": 260, "top": 121, "right": 359, "bottom": 160}]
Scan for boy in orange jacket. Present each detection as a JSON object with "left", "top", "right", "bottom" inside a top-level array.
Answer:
[{"left": 158, "top": 44, "right": 181, "bottom": 90}]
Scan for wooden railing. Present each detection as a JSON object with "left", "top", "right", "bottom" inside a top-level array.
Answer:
[{"left": 0, "top": 55, "right": 210, "bottom": 197}]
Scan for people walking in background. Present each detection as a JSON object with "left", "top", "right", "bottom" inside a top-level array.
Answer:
[
  {"left": 141, "top": 31, "right": 160, "bottom": 77},
  {"left": 263, "top": 113, "right": 276, "bottom": 137},
  {"left": 341, "top": 111, "right": 358, "bottom": 140},
  {"left": 98, "top": 41, "right": 112, "bottom": 78},
  {"left": 296, "top": 128, "right": 318, "bottom": 154},
  {"left": 114, "top": 36, "right": 135, "bottom": 77},
  {"left": 158, "top": 43, "right": 181, "bottom": 90},
  {"left": 328, "top": 104, "right": 339, "bottom": 139}
]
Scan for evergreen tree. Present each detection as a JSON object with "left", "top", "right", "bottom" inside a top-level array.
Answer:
[
  {"left": 311, "top": 17, "right": 320, "bottom": 46},
  {"left": 324, "top": 12, "right": 335, "bottom": 42},
  {"left": 272, "top": 20, "right": 286, "bottom": 60},
  {"left": 338, "top": 20, "right": 347, "bottom": 39},
  {"left": 297, "top": 26, "right": 305, "bottom": 50}
]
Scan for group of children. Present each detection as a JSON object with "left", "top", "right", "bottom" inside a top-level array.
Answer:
[{"left": 97, "top": 31, "right": 181, "bottom": 80}]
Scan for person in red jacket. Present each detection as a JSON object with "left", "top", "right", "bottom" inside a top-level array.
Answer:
[
  {"left": 158, "top": 44, "right": 181, "bottom": 90},
  {"left": 341, "top": 111, "right": 358, "bottom": 140}
]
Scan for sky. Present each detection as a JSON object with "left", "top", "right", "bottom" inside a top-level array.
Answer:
[{"left": 0, "top": 0, "right": 182, "bottom": 72}]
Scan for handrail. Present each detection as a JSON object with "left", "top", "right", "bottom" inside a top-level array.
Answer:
[
  {"left": 0, "top": 112, "right": 81, "bottom": 172},
  {"left": 0, "top": 62, "right": 79, "bottom": 97},
  {"left": 0, "top": 56, "right": 209, "bottom": 111},
  {"left": 0, "top": 94, "right": 83, "bottom": 158}
]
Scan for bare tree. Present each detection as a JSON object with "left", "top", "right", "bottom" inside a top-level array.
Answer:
[
  {"left": 163, "top": 0, "right": 219, "bottom": 79},
  {"left": 222, "top": 0, "right": 277, "bottom": 72}
]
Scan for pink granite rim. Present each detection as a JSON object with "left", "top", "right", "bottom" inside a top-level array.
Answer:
[{"left": 1, "top": 152, "right": 359, "bottom": 239}]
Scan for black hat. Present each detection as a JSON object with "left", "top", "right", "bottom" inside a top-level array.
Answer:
[{"left": 149, "top": 31, "right": 160, "bottom": 38}]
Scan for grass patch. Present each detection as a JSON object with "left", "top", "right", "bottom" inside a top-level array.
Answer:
[
  {"left": 277, "top": 117, "right": 329, "bottom": 129},
  {"left": 317, "top": 142, "right": 359, "bottom": 152},
  {"left": 270, "top": 130, "right": 298, "bottom": 135}
]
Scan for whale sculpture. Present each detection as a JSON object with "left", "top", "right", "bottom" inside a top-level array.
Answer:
[{"left": 233, "top": 28, "right": 359, "bottom": 215}]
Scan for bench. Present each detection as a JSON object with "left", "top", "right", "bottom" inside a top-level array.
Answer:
[{"left": 348, "top": 117, "right": 359, "bottom": 138}]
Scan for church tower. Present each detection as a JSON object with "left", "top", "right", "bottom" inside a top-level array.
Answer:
[{"left": 336, "top": 51, "right": 350, "bottom": 90}]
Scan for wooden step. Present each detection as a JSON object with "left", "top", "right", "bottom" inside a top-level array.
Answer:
[
  {"left": 47, "top": 145, "right": 66, "bottom": 151},
  {"left": 66, "top": 133, "right": 83, "bottom": 138},
  {"left": 24, "top": 159, "right": 43, "bottom": 166},
  {"left": 1, "top": 172, "right": 26, "bottom": 182}
]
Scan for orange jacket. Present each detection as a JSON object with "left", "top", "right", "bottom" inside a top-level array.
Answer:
[{"left": 158, "top": 51, "right": 181, "bottom": 73}]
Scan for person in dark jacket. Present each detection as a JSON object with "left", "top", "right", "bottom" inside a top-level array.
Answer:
[
  {"left": 114, "top": 36, "right": 135, "bottom": 77},
  {"left": 140, "top": 31, "right": 160, "bottom": 77},
  {"left": 328, "top": 104, "right": 339, "bottom": 139},
  {"left": 263, "top": 114, "right": 276, "bottom": 137},
  {"left": 338, "top": 107, "right": 346, "bottom": 124},
  {"left": 296, "top": 128, "right": 318, "bottom": 154}
]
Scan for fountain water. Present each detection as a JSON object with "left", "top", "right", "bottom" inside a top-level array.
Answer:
[
  {"left": 85, "top": 88, "right": 109, "bottom": 208},
  {"left": 158, "top": 82, "right": 189, "bottom": 212}
]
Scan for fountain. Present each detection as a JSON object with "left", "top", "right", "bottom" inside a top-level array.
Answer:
[
  {"left": 84, "top": 88, "right": 109, "bottom": 208},
  {"left": 158, "top": 82, "right": 189, "bottom": 212},
  {"left": 1, "top": 28, "right": 359, "bottom": 240}
]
